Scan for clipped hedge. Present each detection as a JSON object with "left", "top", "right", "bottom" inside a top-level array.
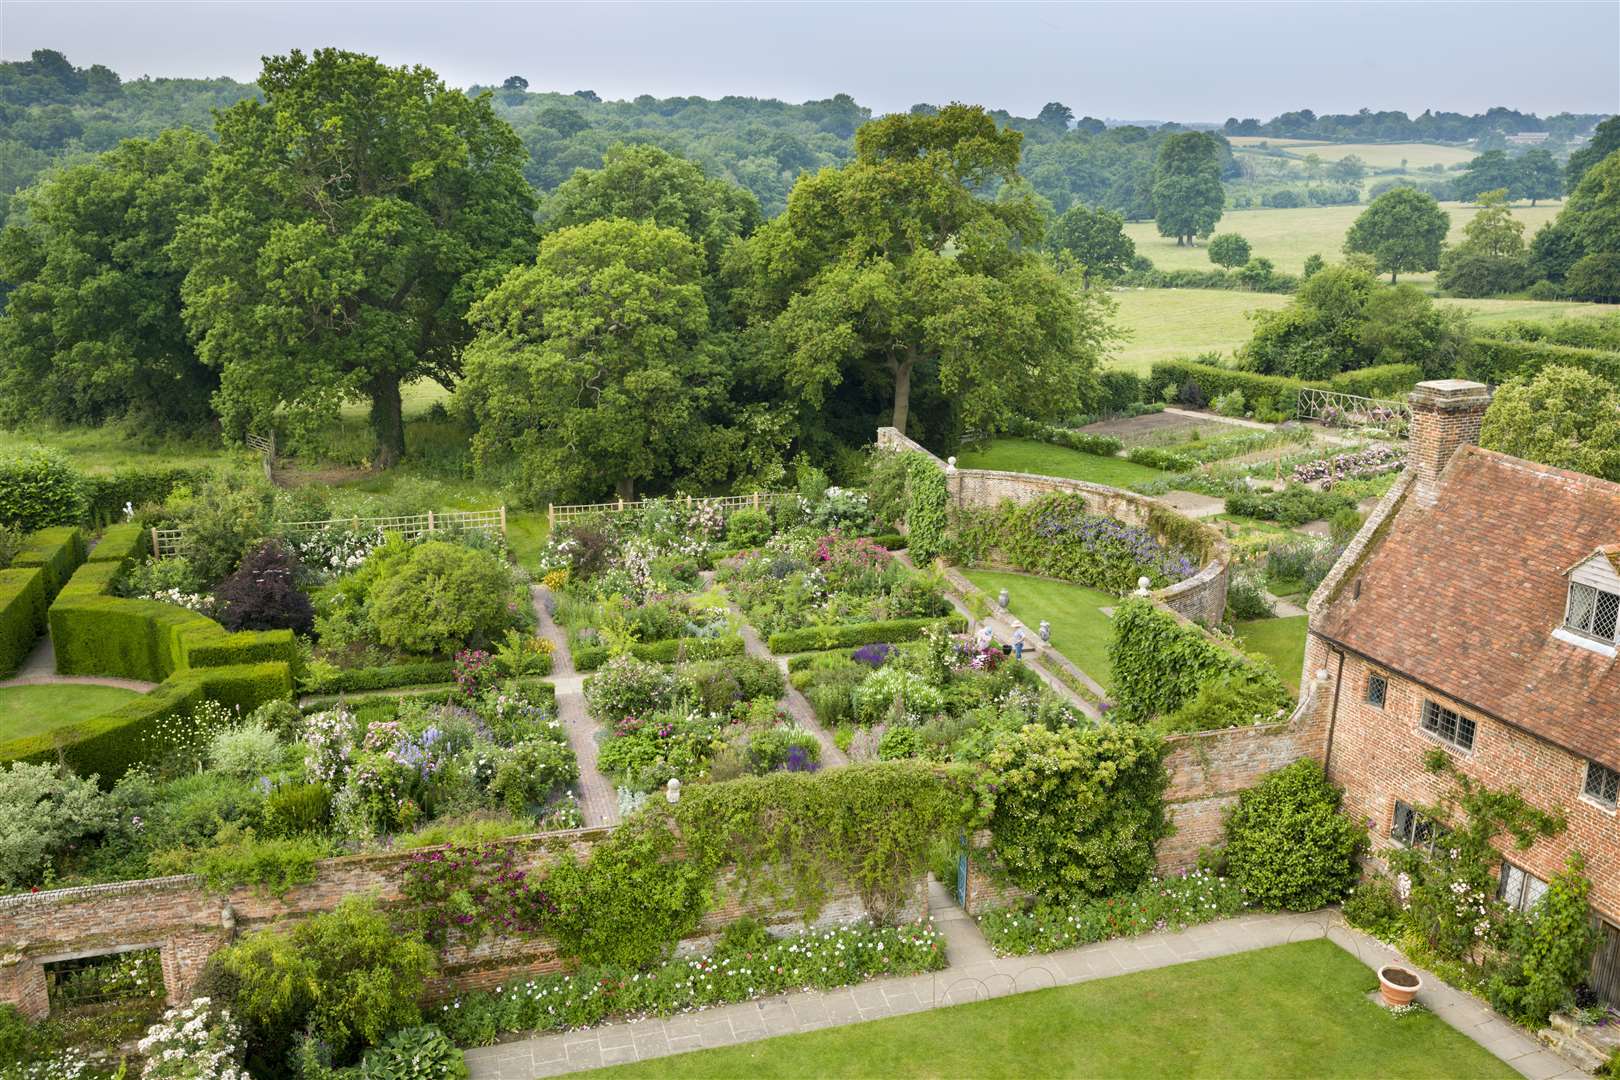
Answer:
[
  {"left": 299, "top": 660, "right": 456, "bottom": 696},
  {"left": 299, "top": 677, "right": 556, "bottom": 714},
  {"left": 0, "top": 662, "right": 293, "bottom": 781},
  {"left": 82, "top": 466, "right": 212, "bottom": 526},
  {"left": 1458, "top": 337, "right": 1620, "bottom": 387},
  {"left": 1328, "top": 364, "right": 1423, "bottom": 398},
  {"left": 0, "top": 527, "right": 85, "bottom": 676},
  {"left": 767, "top": 614, "right": 965, "bottom": 655},
  {"left": 572, "top": 633, "right": 746, "bottom": 672},
  {"left": 1148, "top": 360, "right": 1321, "bottom": 417},
  {"left": 999, "top": 416, "right": 1125, "bottom": 457},
  {"left": 85, "top": 522, "right": 149, "bottom": 564},
  {"left": 1107, "top": 597, "right": 1286, "bottom": 723}
]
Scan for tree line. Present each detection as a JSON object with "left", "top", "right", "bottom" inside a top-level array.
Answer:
[{"left": 1224, "top": 106, "right": 1606, "bottom": 144}]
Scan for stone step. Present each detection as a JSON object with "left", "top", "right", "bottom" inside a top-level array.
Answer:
[{"left": 1538, "top": 1026, "right": 1608, "bottom": 1074}]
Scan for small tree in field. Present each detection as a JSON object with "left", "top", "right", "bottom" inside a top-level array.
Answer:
[
  {"left": 1208, "top": 233, "right": 1252, "bottom": 269},
  {"left": 1344, "top": 187, "right": 1449, "bottom": 283}
]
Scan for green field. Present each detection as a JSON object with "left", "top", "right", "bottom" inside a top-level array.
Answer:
[
  {"left": 1235, "top": 615, "right": 1309, "bottom": 696},
  {"left": 1124, "top": 201, "right": 1565, "bottom": 281},
  {"left": 0, "top": 684, "right": 142, "bottom": 740},
  {"left": 1227, "top": 137, "right": 1479, "bottom": 171},
  {"left": 596, "top": 939, "right": 1514, "bottom": 1080},
  {"left": 1109, "top": 287, "right": 1620, "bottom": 373},
  {"left": 959, "top": 569, "right": 1118, "bottom": 691},
  {"left": 954, "top": 437, "right": 1166, "bottom": 486}
]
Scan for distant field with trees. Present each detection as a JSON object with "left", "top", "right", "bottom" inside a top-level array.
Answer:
[{"left": 1227, "top": 137, "right": 1480, "bottom": 170}]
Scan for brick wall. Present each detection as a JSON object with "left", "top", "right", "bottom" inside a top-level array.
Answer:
[
  {"left": 1318, "top": 635, "right": 1620, "bottom": 925},
  {"left": 1407, "top": 380, "right": 1490, "bottom": 508},
  {"left": 0, "top": 827, "right": 924, "bottom": 1020}
]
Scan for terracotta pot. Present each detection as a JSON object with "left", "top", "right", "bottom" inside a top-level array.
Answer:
[{"left": 1379, "top": 964, "right": 1422, "bottom": 1007}]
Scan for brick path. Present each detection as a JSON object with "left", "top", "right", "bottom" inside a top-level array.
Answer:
[
  {"left": 533, "top": 585, "right": 618, "bottom": 828},
  {"left": 719, "top": 590, "right": 850, "bottom": 769},
  {"left": 463, "top": 899, "right": 1585, "bottom": 1080}
]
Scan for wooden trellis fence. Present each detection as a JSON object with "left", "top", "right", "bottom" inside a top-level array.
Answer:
[
  {"left": 150, "top": 507, "right": 506, "bottom": 559},
  {"left": 1294, "top": 388, "right": 1411, "bottom": 438},
  {"left": 547, "top": 492, "right": 795, "bottom": 529}
]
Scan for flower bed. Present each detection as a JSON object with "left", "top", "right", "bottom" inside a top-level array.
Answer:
[
  {"left": 435, "top": 919, "right": 946, "bottom": 1047},
  {"left": 1291, "top": 445, "right": 1405, "bottom": 486},
  {"left": 976, "top": 868, "right": 1246, "bottom": 955}
]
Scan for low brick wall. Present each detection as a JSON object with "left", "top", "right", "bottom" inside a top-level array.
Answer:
[
  {"left": 960, "top": 673, "right": 1331, "bottom": 915},
  {"left": 875, "top": 428, "right": 1230, "bottom": 625},
  {"left": 0, "top": 827, "right": 924, "bottom": 1019}
]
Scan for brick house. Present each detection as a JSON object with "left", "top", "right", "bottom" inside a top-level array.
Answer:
[{"left": 1306, "top": 379, "right": 1620, "bottom": 999}]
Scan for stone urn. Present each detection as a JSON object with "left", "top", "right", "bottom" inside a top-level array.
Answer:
[{"left": 1378, "top": 964, "right": 1422, "bottom": 1007}]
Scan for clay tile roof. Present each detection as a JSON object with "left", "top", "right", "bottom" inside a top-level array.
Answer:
[{"left": 1316, "top": 446, "right": 1620, "bottom": 769}]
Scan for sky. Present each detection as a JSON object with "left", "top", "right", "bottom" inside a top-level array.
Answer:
[{"left": 2, "top": 0, "right": 1616, "bottom": 122}]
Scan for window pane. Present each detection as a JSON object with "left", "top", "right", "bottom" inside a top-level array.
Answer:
[
  {"left": 1569, "top": 583, "right": 1598, "bottom": 634},
  {"left": 1366, "top": 675, "right": 1387, "bottom": 707},
  {"left": 1596, "top": 591, "right": 1620, "bottom": 642},
  {"left": 1586, "top": 762, "right": 1620, "bottom": 806}
]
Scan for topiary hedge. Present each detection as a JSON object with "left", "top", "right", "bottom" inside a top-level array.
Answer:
[
  {"left": 298, "top": 677, "right": 555, "bottom": 715},
  {"left": 768, "top": 615, "right": 966, "bottom": 655},
  {"left": 0, "top": 661, "right": 293, "bottom": 780},
  {"left": 84, "top": 522, "right": 149, "bottom": 564},
  {"left": 1148, "top": 360, "right": 1322, "bottom": 417},
  {"left": 572, "top": 633, "right": 745, "bottom": 672},
  {"left": 1222, "top": 759, "right": 1362, "bottom": 911},
  {"left": 1107, "top": 597, "right": 1287, "bottom": 724},
  {"left": 298, "top": 660, "right": 456, "bottom": 696},
  {"left": 0, "top": 527, "right": 85, "bottom": 677},
  {"left": 1458, "top": 337, "right": 1620, "bottom": 387}
]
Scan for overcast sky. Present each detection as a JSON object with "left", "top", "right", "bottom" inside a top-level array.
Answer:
[{"left": 3, "top": 1, "right": 1616, "bottom": 121}]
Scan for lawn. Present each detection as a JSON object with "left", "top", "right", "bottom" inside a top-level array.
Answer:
[
  {"left": 1235, "top": 614, "right": 1309, "bottom": 696},
  {"left": 0, "top": 684, "right": 142, "bottom": 740},
  {"left": 959, "top": 569, "right": 1117, "bottom": 691},
  {"left": 1109, "top": 287, "right": 1620, "bottom": 373},
  {"left": 1122, "top": 200, "right": 1566, "bottom": 280},
  {"left": 594, "top": 939, "right": 1515, "bottom": 1080},
  {"left": 954, "top": 437, "right": 1166, "bottom": 487}
]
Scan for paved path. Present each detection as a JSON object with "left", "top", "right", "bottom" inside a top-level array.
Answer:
[
  {"left": 1157, "top": 489, "right": 1228, "bottom": 519},
  {"left": 463, "top": 903, "right": 1586, "bottom": 1080},
  {"left": 533, "top": 585, "right": 617, "bottom": 828},
  {"left": 720, "top": 591, "right": 849, "bottom": 769},
  {"left": 0, "top": 635, "right": 155, "bottom": 693}
]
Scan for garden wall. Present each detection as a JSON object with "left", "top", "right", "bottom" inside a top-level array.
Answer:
[
  {"left": 876, "top": 428, "right": 1230, "bottom": 625},
  {"left": 0, "top": 827, "right": 926, "bottom": 1020},
  {"left": 959, "top": 667, "right": 1333, "bottom": 915}
]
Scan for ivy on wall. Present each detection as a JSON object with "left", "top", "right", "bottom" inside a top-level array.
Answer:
[
  {"left": 904, "top": 454, "right": 949, "bottom": 563},
  {"left": 1107, "top": 597, "right": 1287, "bottom": 723}
]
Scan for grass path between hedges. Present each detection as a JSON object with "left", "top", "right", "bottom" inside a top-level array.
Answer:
[
  {"left": 592, "top": 939, "right": 1515, "bottom": 1080},
  {"left": 958, "top": 569, "right": 1118, "bottom": 693},
  {"left": 1235, "top": 615, "right": 1310, "bottom": 697},
  {"left": 0, "top": 684, "right": 142, "bottom": 739}
]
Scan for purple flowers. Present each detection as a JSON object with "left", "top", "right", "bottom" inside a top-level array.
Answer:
[
  {"left": 1029, "top": 506, "right": 1197, "bottom": 585},
  {"left": 785, "top": 745, "right": 818, "bottom": 772},
  {"left": 852, "top": 643, "right": 896, "bottom": 668}
]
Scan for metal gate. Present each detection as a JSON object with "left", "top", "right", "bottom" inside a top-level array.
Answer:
[
  {"left": 1591, "top": 919, "right": 1620, "bottom": 1005},
  {"left": 956, "top": 833, "right": 969, "bottom": 907}
]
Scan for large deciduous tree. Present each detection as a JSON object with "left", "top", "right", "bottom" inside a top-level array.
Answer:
[
  {"left": 1480, "top": 365, "right": 1620, "bottom": 482},
  {"left": 176, "top": 49, "right": 536, "bottom": 467},
  {"left": 0, "top": 129, "right": 216, "bottom": 429},
  {"left": 455, "top": 218, "right": 737, "bottom": 503},
  {"left": 1515, "top": 148, "right": 1562, "bottom": 206},
  {"left": 1045, "top": 203, "right": 1135, "bottom": 282},
  {"left": 727, "top": 104, "right": 1110, "bottom": 440},
  {"left": 1343, "top": 187, "right": 1449, "bottom": 283},
  {"left": 1151, "top": 131, "right": 1224, "bottom": 245},
  {"left": 1437, "top": 189, "right": 1531, "bottom": 297},
  {"left": 1566, "top": 116, "right": 1620, "bottom": 191}
]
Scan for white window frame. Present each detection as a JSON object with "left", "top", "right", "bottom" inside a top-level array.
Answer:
[
  {"left": 1565, "top": 581, "right": 1620, "bottom": 646},
  {"left": 1584, "top": 761, "right": 1620, "bottom": 811}
]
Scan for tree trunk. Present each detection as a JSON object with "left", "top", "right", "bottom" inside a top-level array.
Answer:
[
  {"left": 891, "top": 355, "right": 915, "bottom": 433},
  {"left": 1390, "top": 270, "right": 1398, "bottom": 284},
  {"left": 369, "top": 373, "right": 405, "bottom": 470},
  {"left": 615, "top": 476, "right": 635, "bottom": 502}
]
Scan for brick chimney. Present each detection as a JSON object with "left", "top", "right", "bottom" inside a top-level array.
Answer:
[{"left": 1408, "top": 379, "right": 1491, "bottom": 507}]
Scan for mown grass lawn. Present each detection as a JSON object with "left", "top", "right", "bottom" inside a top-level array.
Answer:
[
  {"left": 1236, "top": 614, "right": 1310, "bottom": 696},
  {"left": 0, "top": 684, "right": 141, "bottom": 741},
  {"left": 959, "top": 569, "right": 1117, "bottom": 691},
  {"left": 954, "top": 437, "right": 1166, "bottom": 488},
  {"left": 594, "top": 939, "right": 1514, "bottom": 1080}
]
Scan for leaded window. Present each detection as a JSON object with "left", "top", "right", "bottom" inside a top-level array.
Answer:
[
  {"left": 1585, "top": 761, "right": 1620, "bottom": 809},
  {"left": 1567, "top": 582, "right": 1620, "bottom": 644},
  {"left": 1421, "top": 699, "right": 1476, "bottom": 751}
]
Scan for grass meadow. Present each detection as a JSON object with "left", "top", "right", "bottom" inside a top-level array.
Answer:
[{"left": 1225, "top": 137, "right": 1480, "bottom": 170}]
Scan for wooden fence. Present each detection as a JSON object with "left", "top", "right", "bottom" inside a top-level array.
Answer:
[
  {"left": 546, "top": 492, "right": 794, "bottom": 529},
  {"left": 150, "top": 507, "right": 506, "bottom": 559},
  {"left": 1294, "top": 388, "right": 1410, "bottom": 437}
]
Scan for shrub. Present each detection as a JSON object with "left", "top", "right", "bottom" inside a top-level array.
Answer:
[
  {"left": 766, "top": 615, "right": 964, "bottom": 655},
  {"left": 368, "top": 541, "right": 520, "bottom": 656},
  {"left": 978, "top": 868, "right": 1245, "bottom": 955},
  {"left": 1223, "top": 760, "right": 1361, "bottom": 911},
  {"left": 215, "top": 540, "right": 316, "bottom": 635},
  {"left": 583, "top": 654, "right": 675, "bottom": 723},
  {"left": 1225, "top": 485, "right": 1355, "bottom": 527},
  {"left": 1342, "top": 873, "right": 1407, "bottom": 940},
  {"left": 983, "top": 722, "right": 1170, "bottom": 901},
  {"left": 163, "top": 475, "right": 275, "bottom": 586},
  {"left": 299, "top": 661, "right": 455, "bottom": 696},
  {"left": 189, "top": 833, "right": 329, "bottom": 895},
  {"left": 724, "top": 509, "right": 772, "bottom": 548},
  {"left": 1211, "top": 389, "right": 1246, "bottom": 418},
  {"left": 487, "top": 738, "right": 578, "bottom": 816},
  {"left": 0, "top": 448, "right": 87, "bottom": 533},
  {"left": 1108, "top": 598, "right": 1288, "bottom": 724},
  {"left": 1223, "top": 573, "right": 1274, "bottom": 621},
  {"left": 207, "top": 722, "right": 284, "bottom": 780},
  {"left": 1488, "top": 854, "right": 1598, "bottom": 1026},
  {"left": 221, "top": 895, "right": 437, "bottom": 1065},
  {"left": 1159, "top": 671, "right": 1290, "bottom": 734},
  {"left": 136, "top": 998, "right": 251, "bottom": 1079},
  {"left": 264, "top": 783, "right": 333, "bottom": 838},
  {"left": 1147, "top": 361, "right": 1315, "bottom": 419},
  {"left": 359, "top": 1025, "right": 469, "bottom": 1080},
  {"left": 0, "top": 762, "right": 113, "bottom": 887}
]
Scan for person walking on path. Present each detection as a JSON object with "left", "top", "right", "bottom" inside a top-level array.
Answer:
[{"left": 1012, "top": 626, "right": 1026, "bottom": 661}]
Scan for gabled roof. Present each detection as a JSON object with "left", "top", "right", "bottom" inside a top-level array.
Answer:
[{"left": 1315, "top": 446, "right": 1620, "bottom": 770}]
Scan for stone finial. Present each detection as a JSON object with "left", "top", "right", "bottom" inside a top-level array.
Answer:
[
  {"left": 1135, "top": 576, "right": 1152, "bottom": 596},
  {"left": 666, "top": 777, "right": 681, "bottom": 804},
  {"left": 945, "top": 456, "right": 957, "bottom": 474}
]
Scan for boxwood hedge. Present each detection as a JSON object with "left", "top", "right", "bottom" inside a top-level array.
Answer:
[
  {"left": 572, "top": 633, "right": 746, "bottom": 672},
  {"left": 767, "top": 615, "right": 966, "bottom": 655},
  {"left": 298, "top": 660, "right": 456, "bottom": 696},
  {"left": 0, "top": 527, "right": 84, "bottom": 676}
]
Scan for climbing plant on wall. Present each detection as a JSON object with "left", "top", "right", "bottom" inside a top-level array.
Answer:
[{"left": 904, "top": 454, "right": 949, "bottom": 563}]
